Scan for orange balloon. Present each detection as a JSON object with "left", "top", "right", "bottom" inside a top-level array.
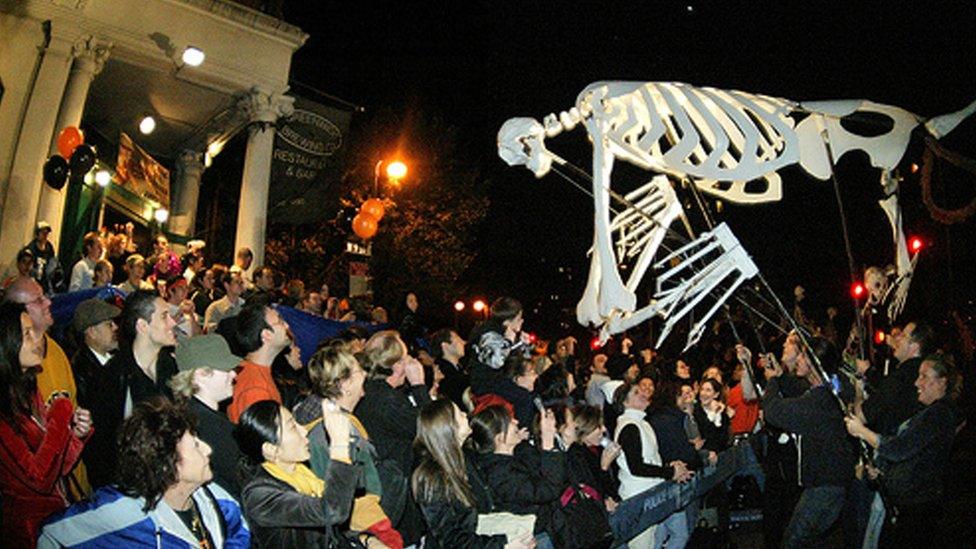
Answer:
[
  {"left": 361, "top": 198, "right": 385, "bottom": 221},
  {"left": 352, "top": 212, "right": 378, "bottom": 240},
  {"left": 56, "top": 126, "right": 84, "bottom": 159}
]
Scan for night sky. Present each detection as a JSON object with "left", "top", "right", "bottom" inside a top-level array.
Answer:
[{"left": 268, "top": 2, "right": 976, "bottom": 333}]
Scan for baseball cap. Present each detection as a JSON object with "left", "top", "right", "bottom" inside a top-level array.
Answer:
[
  {"left": 175, "top": 334, "right": 241, "bottom": 372},
  {"left": 73, "top": 298, "right": 121, "bottom": 332},
  {"left": 35, "top": 221, "right": 52, "bottom": 233}
]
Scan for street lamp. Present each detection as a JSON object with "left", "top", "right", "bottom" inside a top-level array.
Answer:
[
  {"left": 472, "top": 299, "right": 489, "bottom": 320},
  {"left": 374, "top": 159, "right": 408, "bottom": 196}
]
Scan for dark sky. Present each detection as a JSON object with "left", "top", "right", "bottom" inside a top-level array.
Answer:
[{"left": 276, "top": 1, "right": 976, "bottom": 331}]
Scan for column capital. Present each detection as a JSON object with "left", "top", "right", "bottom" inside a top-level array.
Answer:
[
  {"left": 178, "top": 150, "right": 206, "bottom": 178},
  {"left": 238, "top": 87, "right": 294, "bottom": 132},
  {"left": 70, "top": 35, "right": 112, "bottom": 77}
]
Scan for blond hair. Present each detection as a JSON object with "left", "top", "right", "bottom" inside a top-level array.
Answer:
[
  {"left": 361, "top": 330, "right": 405, "bottom": 381},
  {"left": 307, "top": 342, "right": 361, "bottom": 399},
  {"left": 168, "top": 369, "right": 205, "bottom": 399}
]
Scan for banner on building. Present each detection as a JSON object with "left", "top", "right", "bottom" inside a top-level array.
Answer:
[
  {"left": 268, "top": 96, "right": 352, "bottom": 224},
  {"left": 115, "top": 132, "right": 170, "bottom": 208}
]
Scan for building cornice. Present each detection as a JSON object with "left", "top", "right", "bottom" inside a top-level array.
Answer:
[{"left": 164, "top": 0, "right": 308, "bottom": 50}]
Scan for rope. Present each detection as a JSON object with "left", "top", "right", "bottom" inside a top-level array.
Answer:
[{"left": 920, "top": 137, "right": 976, "bottom": 225}]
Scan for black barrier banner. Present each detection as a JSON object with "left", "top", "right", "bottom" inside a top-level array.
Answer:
[
  {"left": 268, "top": 96, "right": 352, "bottom": 224},
  {"left": 609, "top": 441, "right": 760, "bottom": 545}
]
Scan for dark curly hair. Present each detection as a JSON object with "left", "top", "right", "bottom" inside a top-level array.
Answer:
[{"left": 116, "top": 397, "right": 196, "bottom": 511}]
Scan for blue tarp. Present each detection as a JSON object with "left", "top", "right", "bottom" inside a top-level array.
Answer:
[{"left": 275, "top": 305, "right": 381, "bottom": 364}]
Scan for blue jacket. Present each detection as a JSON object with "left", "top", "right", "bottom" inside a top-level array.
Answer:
[{"left": 38, "top": 483, "right": 249, "bottom": 548}]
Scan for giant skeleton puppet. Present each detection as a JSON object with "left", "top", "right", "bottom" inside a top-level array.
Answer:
[{"left": 499, "top": 81, "right": 976, "bottom": 350}]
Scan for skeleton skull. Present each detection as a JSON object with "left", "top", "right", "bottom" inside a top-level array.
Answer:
[
  {"left": 497, "top": 117, "right": 553, "bottom": 177},
  {"left": 864, "top": 266, "right": 890, "bottom": 305}
]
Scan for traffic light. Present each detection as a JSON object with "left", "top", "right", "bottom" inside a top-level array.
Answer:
[
  {"left": 851, "top": 281, "right": 866, "bottom": 300},
  {"left": 909, "top": 236, "right": 924, "bottom": 254}
]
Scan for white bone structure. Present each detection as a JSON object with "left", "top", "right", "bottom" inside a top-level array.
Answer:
[
  {"left": 499, "top": 82, "right": 975, "bottom": 346},
  {"left": 605, "top": 222, "right": 759, "bottom": 351}
]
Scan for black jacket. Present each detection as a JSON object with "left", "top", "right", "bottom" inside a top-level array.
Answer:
[
  {"left": 863, "top": 356, "right": 925, "bottom": 436},
  {"left": 763, "top": 377, "right": 856, "bottom": 487},
  {"left": 71, "top": 346, "right": 120, "bottom": 488},
  {"left": 435, "top": 357, "right": 469, "bottom": 410},
  {"left": 419, "top": 456, "right": 507, "bottom": 549},
  {"left": 692, "top": 403, "right": 731, "bottom": 453},
  {"left": 876, "top": 397, "right": 956, "bottom": 506},
  {"left": 242, "top": 460, "right": 357, "bottom": 548},
  {"left": 566, "top": 443, "right": 618, "bottom": 501},
  {"left": 474, "top": 446, "right": 567, "bottom": 536},
  {"left": 354, "top": 379, "right": 431, "bottom": 477},
  {"left": 84, "top": 346, "right": 177, "bottom": 487},
  {"left": 189, "top": 398, "right": 242, "bottom": 500},
  {"left": 648, "top": 406, "right": 704, "bottom": 469},
  {"left": 113, "top": 345, "right": 178, "bottom": 404}
]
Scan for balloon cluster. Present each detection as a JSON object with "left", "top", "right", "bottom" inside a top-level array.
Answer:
[
  {"left": 42, "top": 126, "right": 96, "bottom": 190},
  {"left": 352, "top": 198, "right": 385, "bottom": 240}
]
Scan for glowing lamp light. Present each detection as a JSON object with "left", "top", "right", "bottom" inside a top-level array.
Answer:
[
  {"left": 153, "top": 208, "right": 169, "bottom": 223},
  {"left": 139, "top": 116, "right": 156, "bottom": 135},
  {"left": 909, "top": 236, "right": 924, "bottom": 254},
  {"left": 851, "top": 281, "right": 866, "bottom": 300},
  {"left": 472, "top": 300, "right": 486, "bottom": 313},
  {"left": 590, "top": 336, "right": 603, "bottom": 351},
  {"left": 526, "top": 332, "right": 537, "bottom": 344},
  {"left": 874, "top": 330, "right": 886, "bottom": 345},
  {"left": 94, "top": 170, "right": 111, "bottom": 187},
  {"left": 386, "top": 161, "right": 407, "bottom": 180},
  {"left": 181, "top": 46, "right": 205, "bottom": 67},
  {"left": 910, "top": 163, "right": 920, "bottom": 174},
  {"left": 453, "top": 300, "right": 465, "bottom": 312}
]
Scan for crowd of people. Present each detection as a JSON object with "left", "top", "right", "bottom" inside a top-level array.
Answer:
[{"left": 0, "top": 223, "right": 971, "bottom": 548}]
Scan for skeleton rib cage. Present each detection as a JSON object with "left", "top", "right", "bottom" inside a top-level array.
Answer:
[{"left": 588, "top": 82, "right": 798, "bottom": 204}]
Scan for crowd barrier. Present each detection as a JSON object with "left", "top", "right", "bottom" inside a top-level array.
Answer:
[{"left": 610, "top": 440, "right": 759, "bottom": 545}]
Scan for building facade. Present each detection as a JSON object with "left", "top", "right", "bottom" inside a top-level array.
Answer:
[{"left": 0, "top": 0, "right": 307, "bottom": 277}]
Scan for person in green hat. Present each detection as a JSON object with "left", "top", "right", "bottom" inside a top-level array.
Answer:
[{"left": 169, "top": 334, "right": 242, "bottom": 499}]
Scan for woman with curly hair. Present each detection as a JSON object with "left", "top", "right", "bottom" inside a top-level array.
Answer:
[
  {"left": 0, "top": 302, "right": 90, "bottom": 548},
  {"left": 39, "top": 397, "right": 249, "bottom": 547}
]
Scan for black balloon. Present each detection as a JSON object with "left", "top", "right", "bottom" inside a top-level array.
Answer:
[
  {"left": 69, "top": 144, "right": 96, "bottom": 175},
  {"left": 43, "top": 155, "right": 69, "bottom": 190}
]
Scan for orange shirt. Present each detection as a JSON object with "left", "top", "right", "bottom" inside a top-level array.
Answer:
[
  {"left": 727, "top": 383, "right": 760, "bottom": 434},
  {"left": 227, "top": 360, "right": 281, "bottom": 423}
]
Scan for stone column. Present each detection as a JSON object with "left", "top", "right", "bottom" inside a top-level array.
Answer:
[
  {"left": 0, "top": 31, "right": 75, "bottom": 267},
  {"left": 169, "top": 150, "right": 205, "bottom": 237},
  {"left": 35, "top": 35, "right": 112, "bottom": 239},
  {"left": 234, "top": 88, "right": 293, "bottom": 272}
]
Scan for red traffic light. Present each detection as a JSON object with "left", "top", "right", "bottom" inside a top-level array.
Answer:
[
  {"left": 590, "top": 336, "right": 603, "bottom": 351},
  {"left": 526, "top": 332, "right": 537, "bottom": 344},
  {"left": 851, "top": 282, "right": 866, "bottom": 300},
  {"left": 909, "top": 236, "right": 924, "bottom": 254},
  {"left": 874, "top": 330, "right": 886, "bottom": 345}
]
